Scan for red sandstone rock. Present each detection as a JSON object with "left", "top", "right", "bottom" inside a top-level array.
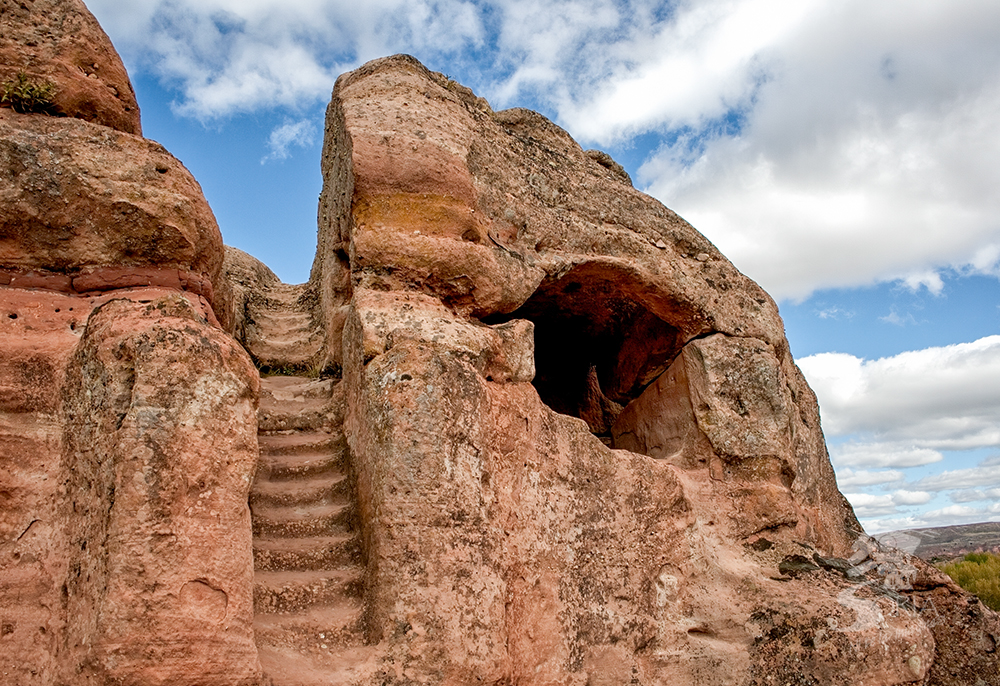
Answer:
[
  {"left": 61, "top": 295, "right": 261, "bottom": 685},
  {"left": 0, "top": 0, "right": 141, "bottom": 133},
  {"left": 0, "top": 109, "right": 221, "bottom": 277},
  {"left": 0, "top": 109, "right": 228, "bottom": 322},
  {"left": 0, "top": 286, "right": 226, "bottom": 685},
  {"left": 1, "top": 9, "right": 997, "bottom": 678}
]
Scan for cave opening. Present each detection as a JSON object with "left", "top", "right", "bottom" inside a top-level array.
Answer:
[{"left": 485, "top": 263, "right": 686, "bottom": 446}]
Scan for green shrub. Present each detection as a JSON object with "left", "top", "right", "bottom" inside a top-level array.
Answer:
[
  {"left": 1, "top": 72, "right": 56, "bottom": 114},
  {"left": 940, "top": 552, "right": 1000, "bottom": 611}
]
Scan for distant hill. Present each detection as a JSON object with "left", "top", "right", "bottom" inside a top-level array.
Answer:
[{"left": 877, "top": 521, "right": 1000, "bottom": 561}]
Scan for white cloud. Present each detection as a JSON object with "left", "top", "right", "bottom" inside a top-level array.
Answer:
[
  {"left": 798, "top": 336, "right": 1000, "bottom": 447},
  {"left": 558, "top": 0, "right": 822, "bottom": 140},
  {"left": 844, "top": 489, "right": 934, "bottom": 519},
  {"left": 891, "top": 490, "right": 933, "bottom": 506},
  {"left": 831, "top": 443, "right": 942, "bottom": 469},
  {"left": 87, "top": 0, "right": 485, "bottom": 118},
  {"left": 913, "top": 461, "right": 1000, "bottom": 493},
  {"left": 835, "top": 468, "right": 904, "bottom": 489},
  {"left": 949, "top": 488, "right": 1000, "bottom": 504},
  {"left": 262, "top": 119, "right": 317, "bottom": 163},
  {"left": 816, "top": 306, "right": 854, "bottom": 320},
  {"left": 845, "top": 493, "right": 897, "bottom": 518},
  {"left": 625, "top": 1, "right": 1000, "bottom": 300}
]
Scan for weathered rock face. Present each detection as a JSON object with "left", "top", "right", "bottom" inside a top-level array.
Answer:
[
  {"left": 0, "top": 0, "right": 141, "bottom": 134},
  {"left": 62, "top": 295, "right": 260, "bottom": 686},
  {"left": 3, "top": 4, "right": 999, "bottom": 680},
  {"left": 306, "top": 54, "right": 1000, "bottom": 684},
  {"left": 0, "top": 9, "right": 260, "bottom": 683},
  {"left": 0, "top": 288, "right": 254, "bottom": 686}
]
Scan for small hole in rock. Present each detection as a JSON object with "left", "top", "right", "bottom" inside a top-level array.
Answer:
[{"left": 7, "top": 313, "right": 16, "bottom": 319}]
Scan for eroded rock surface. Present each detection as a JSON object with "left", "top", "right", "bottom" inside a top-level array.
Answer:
[
  {"left": 0, "top": 110, "right": 224, "bottom": 307},
  {"left": 3, "top": 4, "right": 1000, "bottom": 681},
  {"left": 62, "top": 296, "right": 260, "bottom": 686}
]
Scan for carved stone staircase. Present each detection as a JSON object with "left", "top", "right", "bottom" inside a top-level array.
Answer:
[
  {"left": 251, "top": 375, "right": 376, "bottom": 684},
  {"left": 245, "top": 283, "right": 325, "bottom": 372}
]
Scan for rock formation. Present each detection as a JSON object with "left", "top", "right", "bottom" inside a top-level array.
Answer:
[
  {"left": 1, "top": 3, "right": 256, "bottom": 684},
  {"left": 1, "top": 4, "right": 999, "bottom": 684}
]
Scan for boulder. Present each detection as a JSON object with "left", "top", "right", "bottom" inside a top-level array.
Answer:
[
  {"left": 0, "top": 109, "right": 228, "bottom": 322},
  {"left": 0, "top": 0, "right": 141, "bottom": 133},
  {"left": 0, "top": 287, "right": 230, "bottom": 685}
]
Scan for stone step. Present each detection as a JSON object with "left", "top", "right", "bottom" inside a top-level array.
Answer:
[
  {"left": 251, "top": 501, "right": 354, "bottom": 538},
  {"left": 259, "top": 431, "right": 339, "bottom": 456},
  {"left": 253, "top": 533, "right": 361, "bottom": 572},
  {"left": 258, "top": 448, "right": 345, "bottom": 481},
  {"left": 251, "top": 338, "right": 324, "bottom": 359},
  {"left": 258, "top": 404, "right": 334, "bottom": 432},
  {"left": 256, "top": 285, "right": 310, "bottom": 306},
  {"left": 254, "top": 603, "right": 365, "bottom": 646},
  {"left": 254, "top": 326, "right": 323, "bottom": 345},
  {"left": 253, "top": 569, "right": 363, "bottom": 614},
  {"left": 260, "top": 376, "right": 335, "bottom": 401},
  {"left": 250, "top": 472, "right": 350, "bottom": 508},
  {"left": 258, "top": 378, "right": 341, "bottom": 432},
  {"left": 256, "top": 644, "right": 379, "bottom": 686}
]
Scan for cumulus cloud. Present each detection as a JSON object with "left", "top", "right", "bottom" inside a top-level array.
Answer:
[
  {"left": 949, "top": 488, "right": 1000, "bottom": 504},
  {"left": 831, "top": 443, "right": 943, "bottom": 469},
  {"left": 799, "top": 337, "right": 1000, "bottom": 529},
  {"left": 617, "top": 0, "right": 1000, "bottom": 299},
  {"left": 262, "top": 119, "right": 317, "bottom": 163},
  {"left": 843, "top": 490, "right": 933, "bottom": 519},
  {"left": 798, "top": 336, "right": 1000, "bottom": 447},
  {"left": 87, "top": 0, "right": 485, "bottom": 118},
  {"left": 835, "top": 468, "right": 904, "bottom": 489},
  {"left": 912, "top": 459, "right": 1000, "bottom": 493}
]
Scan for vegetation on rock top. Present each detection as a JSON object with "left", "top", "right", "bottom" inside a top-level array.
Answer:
[{"left": 1, "top": 72, "right": 56, "bottom": 114}]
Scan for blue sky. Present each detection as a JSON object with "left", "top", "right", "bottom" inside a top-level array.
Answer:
[{"left": 87, "top": 0, "right": 1000, "bottom": 533}]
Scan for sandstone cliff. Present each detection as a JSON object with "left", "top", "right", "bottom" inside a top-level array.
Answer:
[{"left": 2, "top": 3, "right": 999, "bottom": 684}]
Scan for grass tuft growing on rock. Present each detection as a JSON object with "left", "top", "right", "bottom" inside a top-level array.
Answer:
[
  {"left": 940, "top": 552, "right": 1000, "bottom": 611},
  {"left": 1, "top": 71, "right": 56, "bottom": 114}
]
